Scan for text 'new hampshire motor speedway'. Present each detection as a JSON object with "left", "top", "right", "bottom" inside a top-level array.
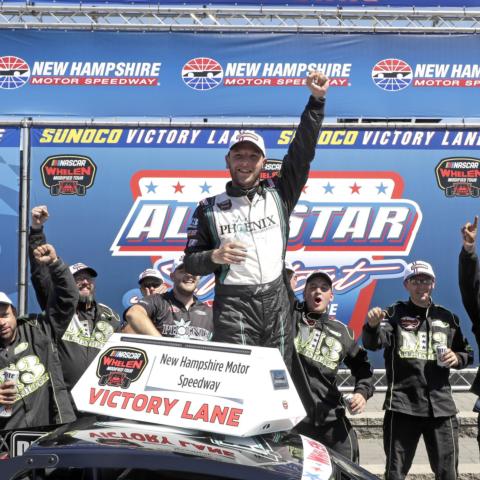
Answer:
[
  {"left": 30, "top": 61, "right": 161, "bottom": 86},
  {"left": 159, "top": 353, "right": 250, "bottom": 394},
  {"left": 37, "top": 128, "right": 480, "bottom": 148}
]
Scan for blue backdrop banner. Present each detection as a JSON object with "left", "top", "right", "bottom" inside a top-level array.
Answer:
[
  {"left": 1, "top": 32, "right": 480, "bottom": 119},
  {"left": 0, "top": 127, "right": 20, "bottom": 305},
  {"left": 29, "top": 125, "right": 480, "bottom": 366}
]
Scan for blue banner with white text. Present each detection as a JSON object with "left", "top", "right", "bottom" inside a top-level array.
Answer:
[
  {"left": 1, "top": 32, "right": 480, "bottom": 119},
  {"left": 29, "top": 125, "right": 480, "bottom": 365}
]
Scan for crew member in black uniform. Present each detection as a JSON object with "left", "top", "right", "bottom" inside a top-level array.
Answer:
[
  {"left": 363, "top": 260, "right": 473, "bottom": 480},
  {"left": 458, "top": 215, "right": 480, "bottom": 453},
  {"left": 0, "top": 243, "right": 76, "bottom": 429},
  {"left": 292, "top": 271, "right": 374, "bottom": 463},
  {"left": 28, "top": 205, "right": 120, "bottom": 392},
  {"left": 125, "top": 257, "right": 213, "bottom": 341},
  {"left": 184, "top": 71, "right": 329, "bottom": 369}
]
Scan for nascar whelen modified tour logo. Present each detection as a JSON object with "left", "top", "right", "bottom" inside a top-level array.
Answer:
[
  {"left": 373, "top": 58, "right": 480, "bottom": 92},
  {"left": 435, "top": 157, "right": 480, "bottom": 197},
  {"left": 0, "top": 55, "right": 161, "bottom": 88},
  {"left": 41, "top": 154, "right": 96, "bottom": 196},
  {"left": 181, "top": 57, "right": 352, "bottom": 91},
  {"left": 111, "top": 164, "right": 422, "bottom": 336},
  {"left": 97, "top": 347, "right": 148, "bottom": 389}
]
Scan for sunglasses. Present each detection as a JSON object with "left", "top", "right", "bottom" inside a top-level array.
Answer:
[{"left": 141, "top": 281, "right": 162, "bottom": 289}]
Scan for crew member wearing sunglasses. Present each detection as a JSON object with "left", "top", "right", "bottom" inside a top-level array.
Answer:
[{"left": 363, "top": 260, "right": 473, "bottom": 480}]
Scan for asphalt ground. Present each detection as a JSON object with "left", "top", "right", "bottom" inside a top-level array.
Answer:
[{"left": 350, "top": 391, "right": 479, "bottom": 479}]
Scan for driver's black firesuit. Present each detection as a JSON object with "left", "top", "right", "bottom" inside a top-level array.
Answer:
[
  {"left": 291, "top": 303, "right": 374, "bottom": 463},
  {"left": 0, "top": 259, "right": 77, "bottom": 430},
  {"left": 184, "top": 96, "right": 326, "bottom": 369},
  {"left": 362, "top": 299, "right": 473, "bottom": 480},
  {"left": 458, "top": 246, "right": 480, "bottom": 451}
]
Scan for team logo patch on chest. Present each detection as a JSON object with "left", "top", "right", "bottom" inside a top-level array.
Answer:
[{"left": 399, "top": 316, "right": 420, "bottom": 331}]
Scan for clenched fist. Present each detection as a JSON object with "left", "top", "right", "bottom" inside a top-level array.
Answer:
[
  {"left": 31, "top": 205, "right": 49, "bottom": 227},
  {"left": 33, "top": 244, "right": 58, "bottom": 265}
]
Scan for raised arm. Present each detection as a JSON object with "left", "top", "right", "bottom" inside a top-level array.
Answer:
[
  {"left": 459, "top": 216, "right": 480, "bottom": 345},
  {"left": 276, "top": 71, "right": 329, "bottom": 215},
  {"left": 29, "top": 205, "right": 53, "bottom": 310},
  {"left": 33, "top": 243, "right": 79, "bottom": 339}
]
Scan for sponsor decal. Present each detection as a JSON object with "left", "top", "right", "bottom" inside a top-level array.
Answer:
[
  {"left": 182, "top": 58, "right": 351, "bottom": 90},
  {"left": 97, "top": 347, "right": 148, "bottom": 389},
  {"left": 399, "top": 316, "right": 421, "bottom": 331},
  {"left": 270, "top": 370, "right": 289, "bottom": 390},
  {"left": 373, "top": 58, "right": 480, "bottom": 91},
  {"left": 435, "top": 157, "right": 480, "bottom": 197},
  {"left": 0, "top": 57, "right": 161, "bottom": 88},
  {"left": 41, "top": 154, "right": 96, "bottom": 196},
  {"left": 261, "top": 159, "right": 282, "bottom": 179},
  {"left": 0, "top": 56, "right": 30, "bottom": 90},
  {"left": 10, "top": 432, "right": 45, "bottom": 457}
]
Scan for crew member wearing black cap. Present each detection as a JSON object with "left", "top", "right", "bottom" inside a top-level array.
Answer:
[
  {"left": 363, "top": 260, "right": 473, "bottom": 480},
  {"left": 292, "top": 270, "right": 374, "bottom": 463},
  {"left": 184, "top": 71, "right": 329, "bottom": 369},
  {"left": 28, "top": 205, "right": 120, "bottom": 392},
  {"left": 125, "top": 257, "right": 213, "bottom": 341}
]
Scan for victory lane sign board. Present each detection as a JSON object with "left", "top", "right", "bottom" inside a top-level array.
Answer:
[{"left": 72, "top": 334, "right": 306, "bottom": 437}]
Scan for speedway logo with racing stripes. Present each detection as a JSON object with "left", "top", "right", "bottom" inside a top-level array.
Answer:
[
  {"left": 0, "top": 55, "right": 161, "bottom": 88},
  {"left": 372, "top": 58, "right": 480, "bottom": 92},
  {"left": 111, "top": 170, "right": 421, "bottom": 335},
  {"left": 181, "top": 57, "right": 351, "bottom": 90}
]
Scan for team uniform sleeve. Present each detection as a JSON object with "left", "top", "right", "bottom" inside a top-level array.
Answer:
[
  {"left": 344, "top": 332, "right": 375, "bottom": 400},
  {"left": 28, "top": 226, "right": 53, "bottom": 311},
  {"left": 276, "top": 96, "right": 326, "bottom": 215},
  {"left": 450, "top": 313, "right": 474, "bottom": 369},
  {"left": 44, "top": 259, "right": 79, "bottom": 339},
  {"left": 184, "top": 202, "right": 219, "bottom": 275},
  {"left": 137, "top": 294, "right": 169, "bottom": 327},
  {"left": 458, "top": 247, "right": 480, "bottom": 345},
  {"left": 362, "top": 307, "right": 394, "bottom": 351}
]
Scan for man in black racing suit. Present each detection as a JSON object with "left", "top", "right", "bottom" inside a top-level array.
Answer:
[
  {"left": 184, "top": 71, "right": 329, "bottom": 369},
  {"left": 458, "top": 215, "right": 480, "bottom": 453},
  {"left": 363, "top": 260, "right": 473, "bottom": 480}
]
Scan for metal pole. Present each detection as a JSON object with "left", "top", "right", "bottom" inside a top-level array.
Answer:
[{"left": 18, "top": 119, "right": 31, "bottom": 316}]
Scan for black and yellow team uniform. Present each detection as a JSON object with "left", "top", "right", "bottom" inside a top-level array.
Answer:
[
  {"left": 0, "top": 259, "right": 77, "bottom": 430},
  {"left": 362, "top": 299, "right": 473, "bottom": 480},
  {"left": 292, "top": 303, "right": 374, "bottom": 463}
]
